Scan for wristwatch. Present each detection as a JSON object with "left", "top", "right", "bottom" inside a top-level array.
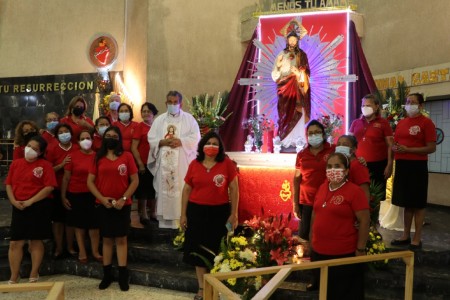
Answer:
[{"left": 121, "top": 196, "right": 127, "bottom": 202}]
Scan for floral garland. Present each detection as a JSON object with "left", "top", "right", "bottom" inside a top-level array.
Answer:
[{"left": 99, "top": 92, "right": 126, "bottom": 116}]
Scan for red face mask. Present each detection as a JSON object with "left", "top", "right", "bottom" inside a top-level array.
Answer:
[{"left": 204, "top": 145, "right": 219, "bottom": 157}]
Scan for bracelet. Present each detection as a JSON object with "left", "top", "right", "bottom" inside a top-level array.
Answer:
[{"left": 356, "top": 248, "right": 366, "bottom": 252}]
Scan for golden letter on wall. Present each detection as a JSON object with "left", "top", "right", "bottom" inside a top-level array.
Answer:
[
  {"left": 411, "top": 73, "right": 421, "bottom": 86},
  {"left": 279, "top": 180, "right": 292, "bottom": 202}
]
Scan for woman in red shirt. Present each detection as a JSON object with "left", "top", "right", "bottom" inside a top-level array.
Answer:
[
  {"left": 293, "top": 120, "right": 335, "bottom": 244},
  {"left": 6, "top": 135, "right": 57, "bottom": 284},
  {"left": 113, "top": 103, "right": 138, "bottom": 152},
  {"left": 87, "top": 126, "right": 138, "bottom": 291},
  {"left": 310, "top": 152, "right": 370, "bottom": 298},
  {"left": 131, "top": 102, "right": 158, "bottom": 225},
  {"left": 60, "top": 95, "right": 94, "bottom": 143},
  {"left": 390, "top": 93, "right": 436, "bottom": 250},
  {"left": 335, "top": 135, "right": 371, "bottom": 202},
  {"left": 61, "top": 130, "right": 102, "bottom": 264},
  {"left": 12, "top": 120, "right": 39, "bottom": 160},
  {"left": 180, "top": 131, "right": 238, "bottom": 300},
  {"left": 46, "top": 123, "right": 79, "bottom": 259},
  {"left": 349, "top": 94, "right": 394, "bottom": 200},
  {"left": 41, "top": 112, "right": 59, "bottom": 149},
  {"left": 92, "top": 116, "right": 111, "bottom": 152}
]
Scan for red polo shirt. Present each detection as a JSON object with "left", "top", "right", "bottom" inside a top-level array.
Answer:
[
  {"left": 113, "top": 121, "right": 138, "bottom": 152},
  {"left": 295, "top": 143, "right": 335, "bottom": 206},
  {"left": 394, "top": 115, "right": 436, "bottom": 161},
  {"left": 349, "top": 115, "right": 393, "bottom": 162},
  {"left": 348, "top": 159, "right": 370, "bottom": 186},
  {"left": 132, "top": 122, "right": 151, "bottom": 164},
  {"left": 60, "top": 115, "right": 94, "bottom": 143},
  {"left": 64, "top": 150, "right": 95, "bottom": 193}
]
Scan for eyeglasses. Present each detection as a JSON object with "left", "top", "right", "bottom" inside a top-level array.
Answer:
[{"left": 307, "top": 131, "right": 323, "bottom": 136}]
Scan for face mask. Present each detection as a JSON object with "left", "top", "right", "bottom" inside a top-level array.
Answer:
[
  {"left": 24, "top": 146, "right": 39, "bottom": 160},
  {"left": 119, "top": 112, "right": 130, "bottom": 122},
  {"left": 58, "top": 132, "right": 72, "bottom": 143},
  {"left": 104, "top": 138, "right": 120, "bottom": 150},
  {"left": 335, "top": 146, "right": 351, "bottom": 157},
  {"left": 405, "top": 104, "right": 419, "bottom": 116},
  {"left": 204, "top": 145, "right": 219, "bottom": 157},
  {"left": 98, "top": 126, "right": 108, "bottom": 136},
  {"left": 79, "top": 139, "right": 93, "bottom": 150},
  {"left": 46, "top": 121, "right": 58, "bottom": 131},
  {"left": 23, "top": 131, "right": 37, "bottom": 143},
  {"left": 326, "top": 168, "right": 346, "bottom": 183},
  {"left": 109, "top": 101, "right": 120, "bottom": 111},
  {"left": 308, "top": 134, "right": 323, "bottom": 148},
  {"left": 167, "top": 104, "right": 180, "bottom": 115},
  {"left": 361, "top": 106, "right": 374, "bottom": 117},
  {"left": 72, "top": 106, "right": 85, "bottom": 117}
]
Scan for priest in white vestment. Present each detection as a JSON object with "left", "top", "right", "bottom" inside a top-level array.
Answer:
[{"left": 147, "top": 91, "right": 200, "bottom": 229}]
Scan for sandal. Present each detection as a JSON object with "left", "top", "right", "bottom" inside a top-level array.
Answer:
[
  {"left": 194, "top": 288, "right": 203, "bottom": 300},
  {"left": 79, "top": 257, "right": 88, "bottom": 264},
  {"left": 29, "top": 275, "right": 39, "bottom": 283}
]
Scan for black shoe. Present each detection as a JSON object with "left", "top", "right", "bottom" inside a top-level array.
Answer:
[
  {"left": 140, "top": 217, "right": 150, "bottom": 226},
  {"left": 391, "top": 238, "right": 411, "bottom": 246},
  {"left": 118, "top": 266, "right": 129, "bottom": 291},
  {"left": 99, "top": 265, "right": 113, "bottom": 290},
  {"left": 409, "top": 242, "right": 422, "bottom": 251}
]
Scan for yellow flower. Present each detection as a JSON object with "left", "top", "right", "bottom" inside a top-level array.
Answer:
[
  {"left": 373, "top": 244, "right": 378, "bottom": 250},
  {"left": 227, "top": 278, "right": 236, "bottom": 286}
]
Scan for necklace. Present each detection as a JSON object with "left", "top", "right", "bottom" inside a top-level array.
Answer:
[{"left": 322, "top": 180, "right": 347, "bottom": 207}]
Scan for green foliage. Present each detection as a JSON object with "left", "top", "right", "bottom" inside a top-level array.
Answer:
[{"left": 188, "top": 91, "right": 232, "bottom": 129}]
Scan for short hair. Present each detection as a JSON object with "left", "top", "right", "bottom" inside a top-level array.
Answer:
[
  {"left": 29, "top": 135, "right": 48, "bottom": 158},
  {"left": 166, "top": 91, "right": 183, "bottom": 103},
  {"left": 54, "top": 123, "right": 73, "bottom": 136},
  {"left": 78, "top": 129, "right": 94, "bottom": 140},
  {"left": 196, "top": 131, "right": 226, "bottom": 162},
  {"left": 408, "top": 93, "right": 425, "bottom": 104},
  {"left": 141, "top": 102, "right": 158, "bottom": 116},
  {"left": 337, "top": 134, "right": 358, "bottom": 149},
  {"left": 117, "top": 103, "right": 134, "bottom": 121},
  {"left": 95, "top": 116, "right": 111, "bottom": 127}
]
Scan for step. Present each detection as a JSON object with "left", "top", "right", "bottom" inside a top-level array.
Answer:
[{"left": 128, "top": 241, "right": 184, "bottom": 266}]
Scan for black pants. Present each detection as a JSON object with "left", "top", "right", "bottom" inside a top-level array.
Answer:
[{"left": 367, "top": 160, "right": 388, "bottom": 200}]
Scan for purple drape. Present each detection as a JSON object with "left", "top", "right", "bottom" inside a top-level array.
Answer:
[
  {"left": 348, "top": 21, "right": 378, "bottom": 123},
  {"left": 220, "top": 30, "right": 258, "bottom": 151}
]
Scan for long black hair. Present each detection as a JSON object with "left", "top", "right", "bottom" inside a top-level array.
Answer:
[
  {"left": 95, "top": 126, "right": 123, "bottom": 164},
  {"left": 29, "top": 135, "right": 48, "bottom": 159},
  {"left": 196, "top": 131, "right": 226, "bottom": 162}
]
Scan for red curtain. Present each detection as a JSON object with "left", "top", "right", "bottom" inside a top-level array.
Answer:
[
  {"left": 220, "top": 30, "right": 258, "bottom": 151},
  {"left": 348, "top": 21, "right": 378, "bottom": 123}
]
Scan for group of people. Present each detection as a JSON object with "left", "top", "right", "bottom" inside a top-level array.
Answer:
[
  {"left": 5, "top": 88, "right": 436, "bottom": 299},
  {"left": 292, "top": 92, "right": 436, "bottom": 298}
]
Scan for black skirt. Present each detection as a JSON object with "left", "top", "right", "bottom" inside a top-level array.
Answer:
[
  {"left": 183, "top": 202, "right": 230, "bottom": 268},
  {"left": 134, "top": 168, "right": 156, "bottom": 200},
  {"left": 51, "top": 189, "right": 67, "bottom": 223},
  {"left": 97, "top": 204, "right": 131, "bottom": 238},
  {"left": 10, "top": 198, "right": 52, "bottom": 241},
  {"left": 66, "top": 192, "right": 99, "bottom": 229},
  {"left": 392, "top": 160, "right": 429, "bottom": 209}
]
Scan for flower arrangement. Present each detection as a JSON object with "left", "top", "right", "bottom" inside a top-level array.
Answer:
[
  {"left": 366, "top": 227, "right": 388, "bottom": 269},
  {"left": 188, "top": 91, "right": 232, "bottom": 135},
  {"left": 382, "top": 96, "right": 405, "bottom": 132},
  {"left": 99, "top": 92, "right": 126, "bottom": 116},
  {"left": 172, "top": 227, "right": 185, "bottom": 251},
  {"left": 242, "top": 114, "right": 276, "bottom": 151},
  {"left": 318, "top": 113, "right": 344, "bottom": 143}
]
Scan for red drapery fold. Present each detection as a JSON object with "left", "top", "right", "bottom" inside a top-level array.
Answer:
[
  {"left": 348, "top": 21, "right": 378, "bottom": 123},
  {"left": 220, "top": 30, "right": 258, "bottom": 151}
]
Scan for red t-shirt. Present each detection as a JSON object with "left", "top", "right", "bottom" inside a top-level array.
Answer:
[
  {"left": 60, "top": 115, "right": 95, "bottom": 143},
  {"left": 92, "top": 134, "right": 103, "bottom": 152},
  {"left": 46, "top": 143, "right": 80, "bottom": 187},
  {"left": 89, "top": 151, "right": 138, "bottom": 206},
  {"left": 13, "top": 145, "right": 25, "bottom": 160},
  {"left": 349, "top": 116, "right": 393, "bottom": 162},
  {"left": 184, "top": 157, "right": 238, "bottom": 205},
  {"left": 64, "top": 150, "right": 95, "bottom": 193},
  {"left": 312, "top": 181, "right": 369, "bottom": 255},
  {"left": 295, "top": 143, "right": 335, "bottom": 206},
  {"left": 113, "top": 121, "right": 138, "bottom": 152},
  {"left": 132, "top": 122, "right": 151, "bottom": 164},
  {"left": 6, "top": 158, "right": 57, "bottom": 201},
  {"left": 348, "top": 159, "right": 370, "bottom": 186},
  {"left": 394, "top": 115, "right": 436, "bottom": 161},
  {"left": 41, "top": 130, "right": 58, "bottom": 149}
]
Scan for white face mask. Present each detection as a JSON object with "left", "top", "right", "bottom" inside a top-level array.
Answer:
[
  {"left": 98, "top": 126, "right": 108, "bottom": 136},
  {"left": 119, "top": 112, "right": 130, "bottom": 121},
  {"left": 58, "top": 132, "right": 71, "bottom": 143},
  {"left": 109, "top": 101, "right": 120, "bottom": 111},
  {"left": 405, "top": 104, "right": 419, "bottom": 116},
  {"left": 361, "top": 106, "right": 374, "bottom": 117},
  {"left": 24, "top": 146, "right": 39, "bottom": 160},
  {"left": 79, "top": 139, "right": 93, "bottom": 150},
  {"left": 308, "top": 134, "right": 323, "bottom": 148},
  {"left": 167, "top": 104, "right": 180, "bottom": 115},
  {"left": 335, "top": 146, "right": 351, "bottom": 157}
]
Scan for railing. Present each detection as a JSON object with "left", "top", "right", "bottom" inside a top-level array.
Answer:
[
  {"left": 204, "top": 250, "right": 414, "bottom": 300},
  {"left": 0, "top": 139, "right": 14, "bottom": 177},
  {"left": 0, "top": 282, "right": 65, "bottom": 300}
]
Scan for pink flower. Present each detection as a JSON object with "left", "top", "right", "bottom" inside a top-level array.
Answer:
[{"left": 270, "top": 248, "right": 288, "bottom": 266}]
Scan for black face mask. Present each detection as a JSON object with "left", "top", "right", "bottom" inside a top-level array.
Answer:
[
  {"left": 23, "top": 131, "right": 38, "bottom": 143},
  {"left": 72, "top": 106, "right": 85, "bottom": 117},
  {"left": 104, "top": 138, "right": 120, "bottom": 150}
]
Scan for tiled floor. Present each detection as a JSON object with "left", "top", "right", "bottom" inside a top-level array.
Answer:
[{"left": 0, "top": 274, "right": 194, "bottom": 300}]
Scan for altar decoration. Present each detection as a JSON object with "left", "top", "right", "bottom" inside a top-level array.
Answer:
[
  {"left": 211, "top": 213, "right": 301, "bottom": 299},
  {"left": 188, "top": 91, "right": 232, "bottom": 136},
  {"left": 99, "top": 92, "right": 126, "bottom": 116},
  {"left": 366, "top": 227, "right": 388, "bottom": 269},
  {"left": 242, "top": 114, "right": 276, "bottom": 152},
  {"left": 318, "top": 113, "right": 343, "bottom": 144},
  {"left": 172, "top": 227, "right": 185, "bottom": 251}
]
